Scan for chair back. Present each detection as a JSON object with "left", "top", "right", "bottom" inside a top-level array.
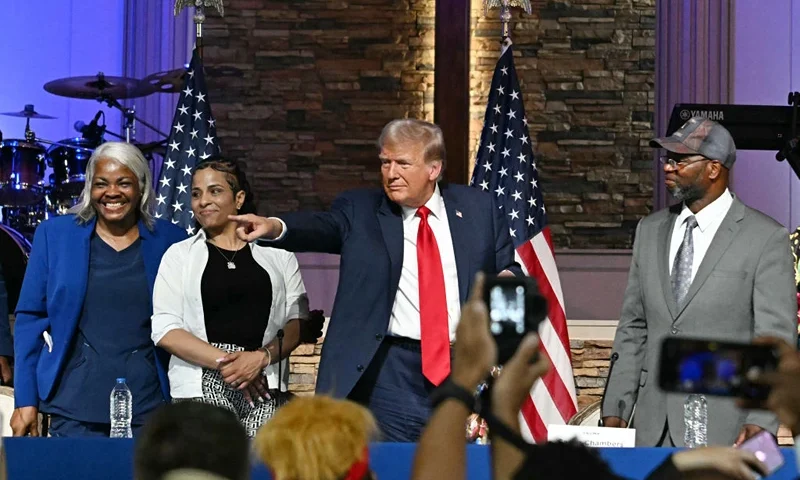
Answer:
[{"left": 567, "top": 400, "right": 601, "bottom": 426}]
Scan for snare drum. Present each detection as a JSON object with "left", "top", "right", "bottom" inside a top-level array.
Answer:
[
  {"left": 0, "top": 223, "right": 31, "bottom": 314},
  {"left": 0, "top": 140, "right": 47, "bottom": 206},
  {"left": 48, "top": 138, "right": 96, "bottom": 204}
]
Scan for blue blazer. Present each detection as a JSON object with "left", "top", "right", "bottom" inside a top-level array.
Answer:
[
  {"left": 13, "top": 215, "right": 186, "bottom": 408},
  {"left": 275, "top": 183, "right": 521, "bottom": 398}
]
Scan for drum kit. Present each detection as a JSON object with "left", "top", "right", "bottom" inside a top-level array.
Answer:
[{"left": 0, "top": 70, "right": 184, "bottom": 314}]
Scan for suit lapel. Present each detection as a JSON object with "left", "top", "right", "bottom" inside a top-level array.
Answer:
[
  {"left": 676, "top": 197, "right": 744, "bottom": 318},
  {"left": 377, "top": 195, "right": 404, "bottom": 296},
  {"left": 441, "top": 184, "right": 471, "bottom": 304},
  {"left": 659, "top": 205, "right": 681, "bottom": 320},
  {"left": 68, "top": 219, "right": 94, "bottom": 332}
]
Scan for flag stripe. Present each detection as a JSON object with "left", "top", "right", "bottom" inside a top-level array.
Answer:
[
  {"left": 518, "top": 410, "right": 535, "bottom": 443},
  {"left": 517, "top": 238, "right": 571, "bottom": 355},
  {"left": 539, "top": 317, "right": 578, "bottom": 406},
  {"left": 520, "top": 396, "right": 548, "bottom": 441},
  {"left": 537, "top": 336, "right": 578, "bottom": 421}
]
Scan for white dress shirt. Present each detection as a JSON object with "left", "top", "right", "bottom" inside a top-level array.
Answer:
[
  {"left": 668, "top": 189, "right": 734, "bottom": 282},
  {"left": 151, "top": 229, "right": 309, "bottom": 398},
  {"left": 388, "top": 184, "right": 461, "bottom": 341}
]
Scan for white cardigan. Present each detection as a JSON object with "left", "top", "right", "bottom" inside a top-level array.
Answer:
[{"left": 151, "top": 229, "right": 309, "bottom": 398}]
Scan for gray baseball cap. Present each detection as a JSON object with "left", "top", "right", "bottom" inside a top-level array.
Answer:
[{"left": 650, "top": 116, "right": 736, "bottom": 168}]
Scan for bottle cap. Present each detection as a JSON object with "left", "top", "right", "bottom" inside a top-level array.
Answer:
[{"left": 116, "top": 378, "right": 126, "bottom": 383}]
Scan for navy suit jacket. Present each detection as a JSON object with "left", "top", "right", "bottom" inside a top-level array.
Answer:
[
  {"left": 14, "top": 215, "right": 186, "bottom": 408},
  {"left": 274, "top": 183, "right": 520, "bottom": 398}
]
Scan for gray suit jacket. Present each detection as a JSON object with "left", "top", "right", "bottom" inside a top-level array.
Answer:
[{"left": 602, "top": 195, "right": 797, "bottom": 446}]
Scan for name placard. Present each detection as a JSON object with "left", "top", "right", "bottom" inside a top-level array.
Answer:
[{"left": 547, "top": 425, "right": 636, "bottom": 448}]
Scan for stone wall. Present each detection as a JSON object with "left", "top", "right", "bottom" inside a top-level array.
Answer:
[
  {"left": 288, "top": 336, "right": 614, "bottom": 411},
  {"left": 470, "top": 0, "right": 656, "bottom": 248},
  {"left": 204, "top": 0, "right": 655, "bottom": 248},
  {"left": 203, "top": 0, "right": 435, "bottom": 216}
]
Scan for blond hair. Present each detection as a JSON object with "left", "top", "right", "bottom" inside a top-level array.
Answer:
[{"left": 254, "top": 396, "right": 377, "bottom": 480}]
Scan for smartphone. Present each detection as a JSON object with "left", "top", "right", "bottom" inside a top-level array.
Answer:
[
  {"left": 484, "top": 276, "right": 546, "bottom": 365},
  {"left": 738, "top": 430, "right": 784, "bottom": 477},
  {"left": 658, "top": 337, "right": 779, "bottom": 400}
]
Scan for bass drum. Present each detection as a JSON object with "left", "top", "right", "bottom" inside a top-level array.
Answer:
[{"left": 0, "top": 224, "right": 31, "bottom": 314}]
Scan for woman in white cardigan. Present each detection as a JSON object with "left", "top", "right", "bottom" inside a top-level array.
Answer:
[{"left": 152, "top": 158, "right": 308, "bottom": 437}]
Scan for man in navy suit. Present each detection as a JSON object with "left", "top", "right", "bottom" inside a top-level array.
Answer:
[{"left": 231, "top": 119, "right": 519, "bottom": 441}]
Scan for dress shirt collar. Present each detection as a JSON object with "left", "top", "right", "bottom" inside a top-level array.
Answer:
[
  {"left": 400, "top": 183, "right": 444, "bottom": 222},
  {"left": 676, "top": 188, "right": 733, "bottom": 232}
]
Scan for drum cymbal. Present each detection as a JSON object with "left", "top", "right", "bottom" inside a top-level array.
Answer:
[
  {"left": 44, "top": 73, "right": 152, "bottom": 100},
  {"left": 142, "top": 68, "right": 186, "bottom": 94},
  {"left": 0, "top": 104, "right": 56, "bottom": 120}
]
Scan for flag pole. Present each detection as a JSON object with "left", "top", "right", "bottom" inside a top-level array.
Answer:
[{"left": 174, "top": 0, "right": 226, "bottom": 59}]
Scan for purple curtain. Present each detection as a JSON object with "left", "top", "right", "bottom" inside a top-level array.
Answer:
[
  {"left": 654, "top": 0, "right": 733, "bottom": 209},
  {"left": 122, "top": 0, "right": 194, "bottom": 177}
]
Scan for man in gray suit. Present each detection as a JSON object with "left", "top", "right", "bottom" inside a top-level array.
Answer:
[{"left": 601, "top": 117, "right": 797, "bottom": 447}]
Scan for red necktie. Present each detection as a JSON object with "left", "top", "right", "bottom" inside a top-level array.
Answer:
[{"left": 416, "top": 206, "right": 450, "bottom": 385}]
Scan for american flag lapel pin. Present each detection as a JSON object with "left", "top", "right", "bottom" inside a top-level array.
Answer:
[{"left": 456, "top": 210, "right": 463, "bottom": 218}]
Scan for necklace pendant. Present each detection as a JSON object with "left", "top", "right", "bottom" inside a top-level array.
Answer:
[{"left": 227, "top": 261, "right": 236, "bottom": 270}]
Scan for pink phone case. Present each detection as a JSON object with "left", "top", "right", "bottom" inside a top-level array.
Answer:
[{"left": 738, "top": 430, "right": 785, "bottom": 476}]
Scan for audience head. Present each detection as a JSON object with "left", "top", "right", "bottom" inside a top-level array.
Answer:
[
  {"left": 512, "top": 440, "right": 623, "bottom": 480},
  {"left": 254, "top": 395, "right": 377, "bottom": 480},
  {"left": 70, "top": 141, "right": 155, "bottom": 229},
  {"left": 377, "top": 119, "right": 446, "bottom": 208},
  {"left": 191, "top": 156, "right": 257, "bottom": 234},
  {"left": 134, "top": 402, "right": 249, "bottom": 480}
]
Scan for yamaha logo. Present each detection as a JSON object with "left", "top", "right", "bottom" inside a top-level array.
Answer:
[{"left": 679, "top": 109, "right": 691, "bottom": 120}]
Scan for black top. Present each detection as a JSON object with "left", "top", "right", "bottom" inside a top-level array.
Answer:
[{"left": 201, "top": 242, "right": 273, "bottom": 350}]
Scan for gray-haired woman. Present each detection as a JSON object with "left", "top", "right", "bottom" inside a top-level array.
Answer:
[{"left": 10, "top": 142, "right": 186, "bottom": 437}]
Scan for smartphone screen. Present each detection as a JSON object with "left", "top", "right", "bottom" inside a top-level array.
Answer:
[
  {"left": 658, "top": 337, "right": 779, "bottom": 400},
  {"left": 484, "top": 276, "right": 546, "bottom": 365},
  {"left": 738, "top": 430, "right": 784, "bottom": 476},
  {"left": 487, "top": 279, "right": 527, "bottom": 337}
]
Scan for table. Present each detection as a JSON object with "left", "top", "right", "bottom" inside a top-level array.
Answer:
[{"left": 4, "top": 438, "right": 798, "bottom": 479}]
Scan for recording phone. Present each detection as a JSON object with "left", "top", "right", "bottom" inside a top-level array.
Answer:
[
  {"left": 483, "top": 275, "right": 546, "bottom": 365},
  {"left": 658, "top": 337, "right": 779, "bottom": 400}
]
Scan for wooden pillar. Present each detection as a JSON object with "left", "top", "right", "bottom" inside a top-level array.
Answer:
[{"left": 435, "top": 0, "right": 471, "bottom": 184}]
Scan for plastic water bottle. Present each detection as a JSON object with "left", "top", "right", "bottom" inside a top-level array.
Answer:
[
  {"left": 110, "top": 378, "right": 133, "bottom": 438},
  {"left": 683, "top": 394, "right": 707, "bottom": 448}
]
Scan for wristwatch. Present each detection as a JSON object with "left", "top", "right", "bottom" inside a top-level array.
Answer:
[{"left": 430, "top": 378, "right": 476, "bottom": 411}]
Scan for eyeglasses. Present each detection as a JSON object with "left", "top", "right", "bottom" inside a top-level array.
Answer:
[{"left": 658, "top": 155, "right": 709, "bottom": 170}]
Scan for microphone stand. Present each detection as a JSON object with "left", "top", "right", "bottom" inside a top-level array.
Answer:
[{"left": 598, "top": 352, "right": 619, "bottom": 427}]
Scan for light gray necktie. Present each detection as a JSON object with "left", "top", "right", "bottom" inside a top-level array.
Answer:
[{"left": 671, "top": 215, "right": 698, "bottom": 307}]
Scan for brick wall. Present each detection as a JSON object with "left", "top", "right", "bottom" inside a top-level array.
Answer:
[
  {"left": 470, "top": 0, "right": 655, "bottom": 248},
  {"left": 203, "top": 0, "right": 435, "bottom": 216}
]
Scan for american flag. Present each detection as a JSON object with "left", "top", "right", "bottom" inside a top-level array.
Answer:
[
  {"left": 471, "top": 41, "right": 578, "bottom": 443},
  {"left": 155, "top": 48, "right": 220, "bottom": 235}
]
